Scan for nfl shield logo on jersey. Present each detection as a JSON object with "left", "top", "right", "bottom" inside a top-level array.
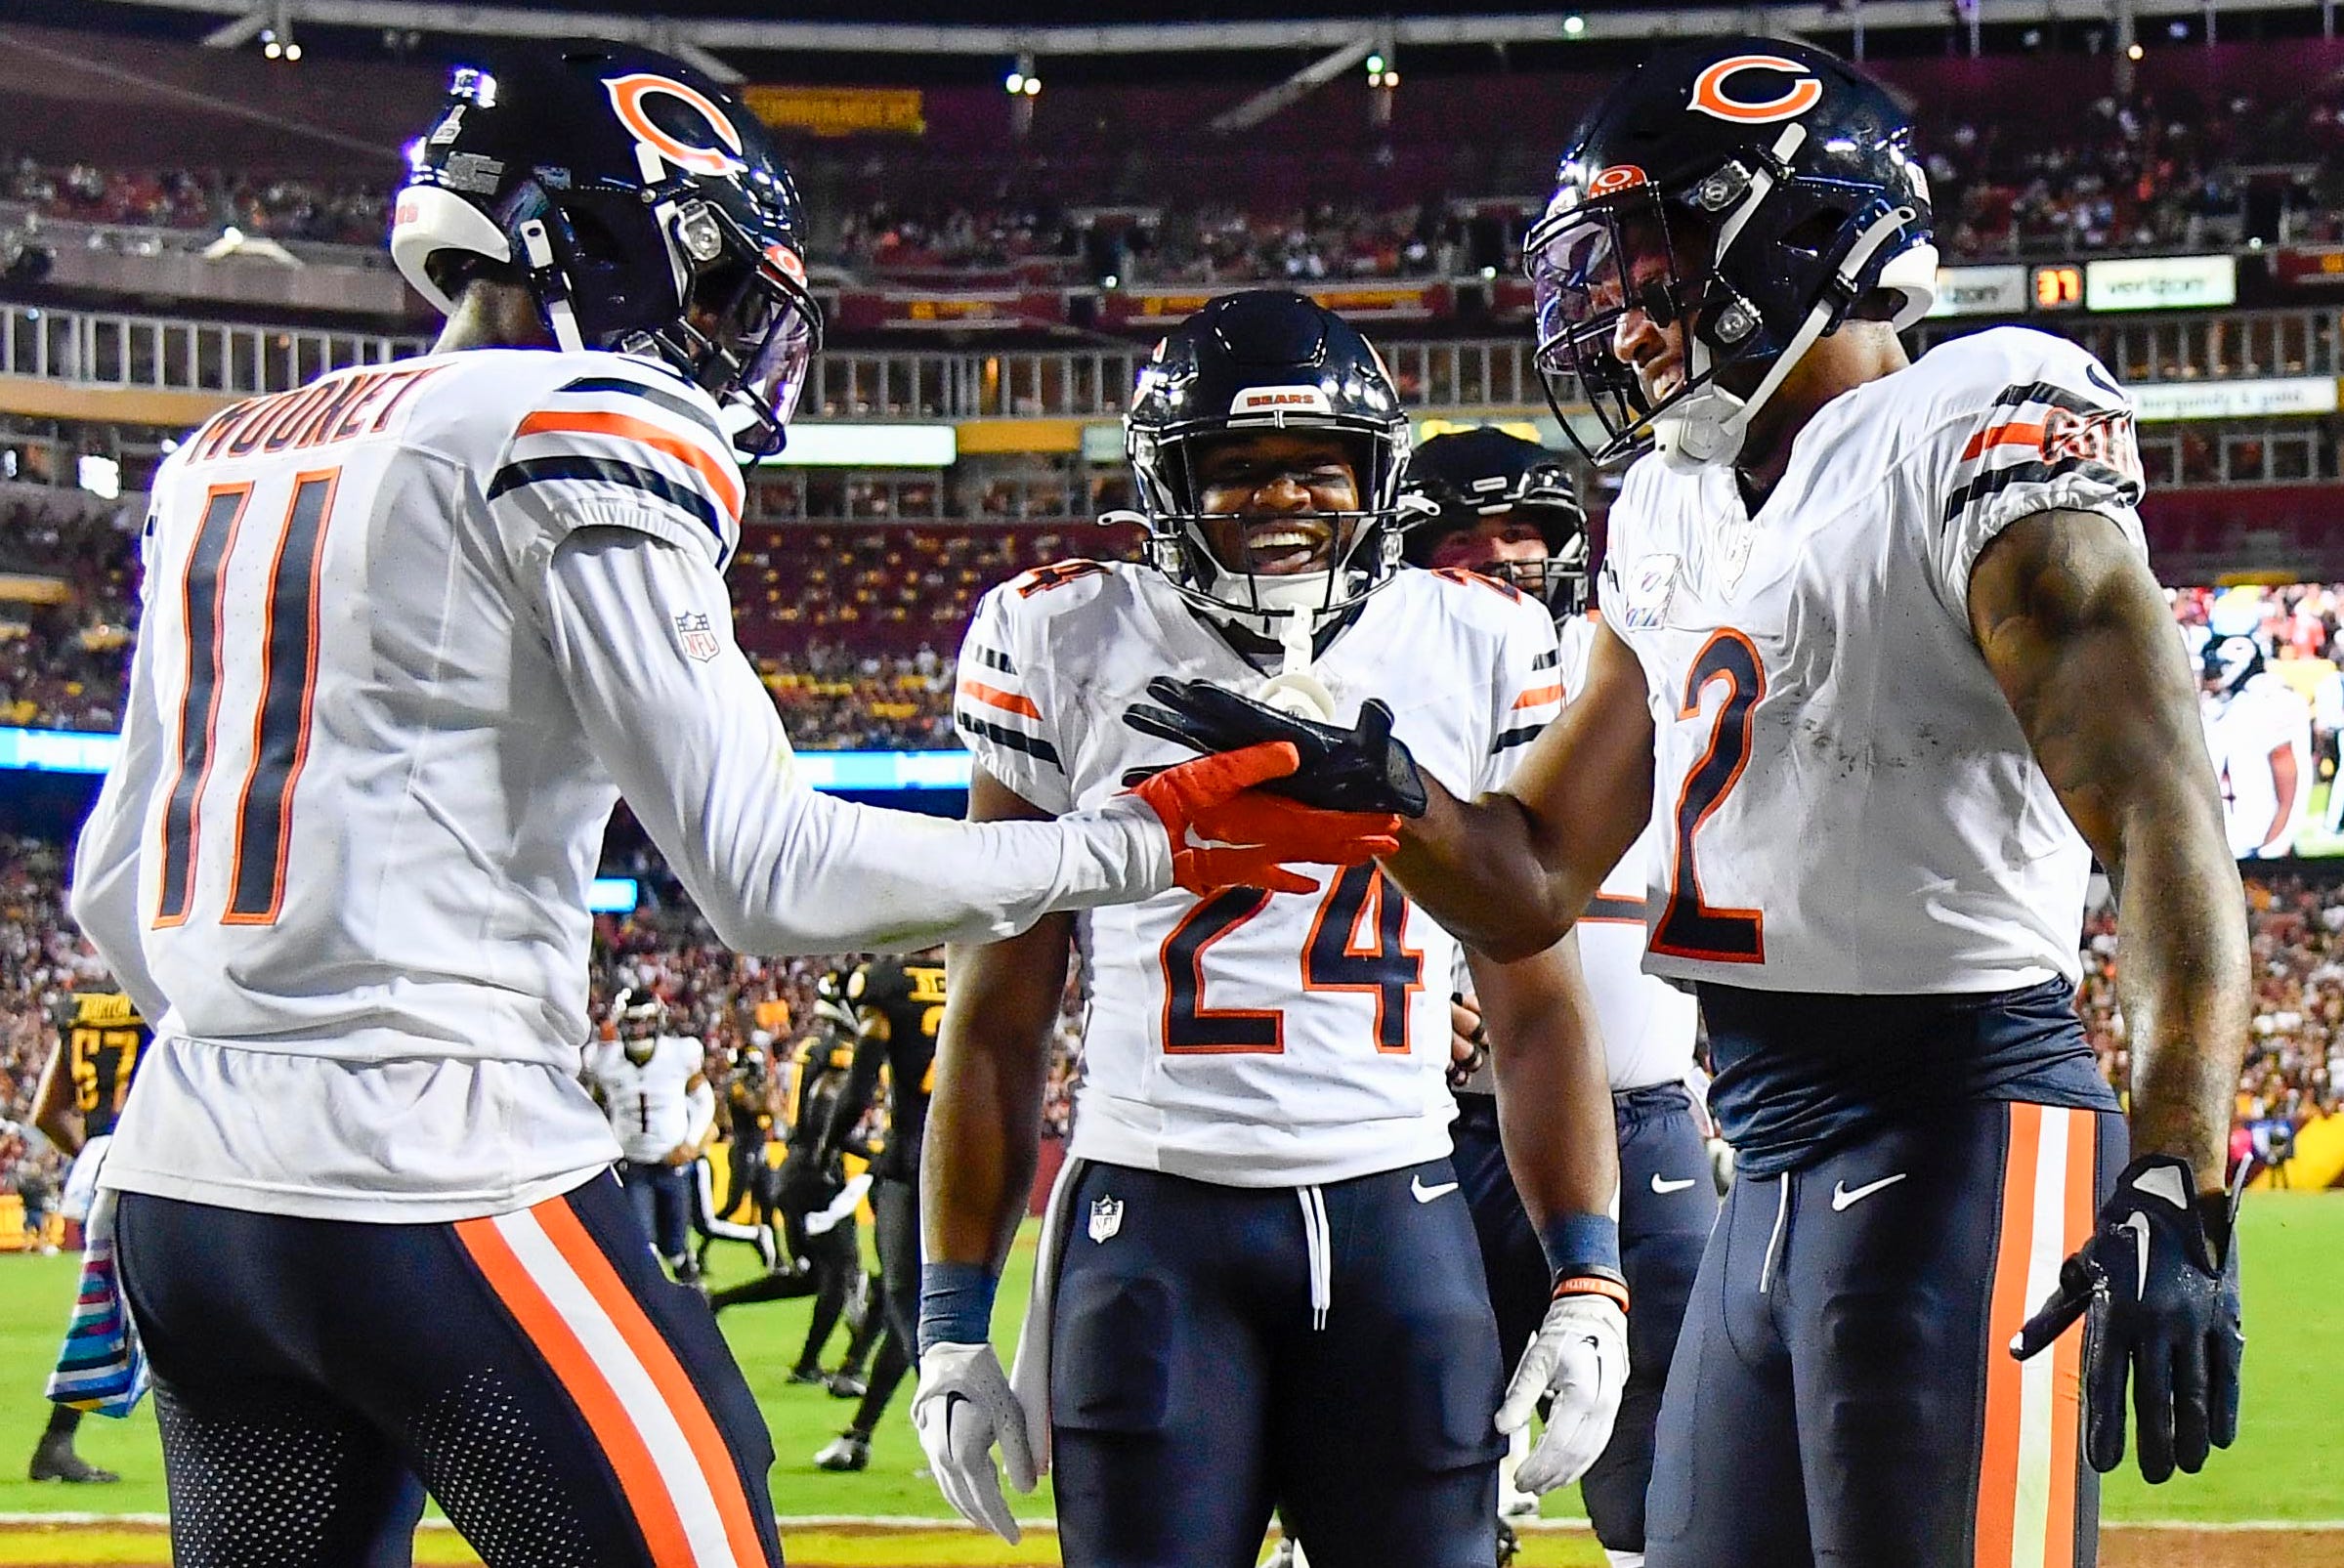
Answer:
[
  {"left": 673, "top": 611, "right": 720, "bottom": 662},
  {"left": 1087, "top": 1195, "right": 1125, "bottom": 1244}
]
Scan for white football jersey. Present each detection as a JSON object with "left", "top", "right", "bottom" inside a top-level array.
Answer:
[
  {"left": 585, "top": 1036, "right": 706, "bottom": 1165},
  {"left": 1556, "top": 614, "right": 1700, "bottom": 1091},
  {"left": 959, "top": 561, "right": 1562, "bottom": 1186},
  {"left": 1598, "top": 326, "right": 2150, "bottom": 995},
  {"left": 74, "top": 346, "right": 1174, "bottom": 1223},
  {"left": 2203, "top": 672, "right": 2312, "bottom": 859}
]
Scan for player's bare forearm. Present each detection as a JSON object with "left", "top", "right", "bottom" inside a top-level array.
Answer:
[
  {"left": 1469, "top": 936, "right": 1619, "bottom": 1229},
  {"left": 28, "top": 1043, "right": 79, "bottom": 1158},
  {"left": 1971, "top": 509, "right": 2250, "bottom": 1189},
  {"left": 1387, "top": 623, "right": 1657, "bottom": 961},
  {"left": 922, "top": 767, "right": 1078, "bottom": 1271}
]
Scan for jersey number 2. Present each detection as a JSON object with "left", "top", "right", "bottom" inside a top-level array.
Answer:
[
  {"left": 154, "top": 471, "right": 338, "bottom": 929},
  {"left": 1650, "top": 628, "right": 1767, "bottom": 964},
  {"left": 1160, "top": 863, "right": 1423, "bottom": 1053}
]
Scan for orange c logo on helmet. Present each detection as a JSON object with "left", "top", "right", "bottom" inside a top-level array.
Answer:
[
  {"left": 762, "top": 242, "right": 807, "bottom": 286},
  {"left": 605, "top": 72, "right": 745, "bottom": 177},
  {"left": 1587, "top": 165, "right": 1649, "bottom": 197},
  {"left": 1687, "top": 55, "right": 1823, "bottom": 124}
]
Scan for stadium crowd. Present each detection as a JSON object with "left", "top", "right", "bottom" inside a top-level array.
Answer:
[{"left": 3, "top": 154, "right": 386, "bottom": 247}]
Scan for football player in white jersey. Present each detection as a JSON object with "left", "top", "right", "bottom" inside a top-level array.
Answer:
[
  {"left": 1405, "top": 428, "right": 1714, "bottom": 1568},
  {"left": 2198, "top": 630, "right": 2313, "bottom": 859},
  {"left": 583, "top": 991, "right": 715, "bottom": 1281},
  {"left": 911, "top": 291, "right": 1626, "bottom": 1566},
  {"left": 1134, "top": 42, "right": 2249, "bottom": 1568},
  {"left": 63, "top": 50, "right": 1394, "bottom": 1568}
]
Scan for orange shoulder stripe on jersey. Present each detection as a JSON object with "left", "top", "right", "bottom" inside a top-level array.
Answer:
[
  {"left": 1512, "top": 683, "right": 1564, "bottom": 710},
  {"left": 1959, "top": 420, "right": 2047, "bottom": 463},
  {"left": 515, "top": 409, "right": 746, "bottom": 523},
  {"left": 533, "top": 1198, "right": 770, "bottom": 1568},
  {"left": 957, "top": 678, "right": 1042, "bottom": 719},
  {"left": 452, "top": 1214, "right": 697, "bottom": 1566},
  {"left": 1974, "top": 1099, "right": 2041, "bottom": 1568}
]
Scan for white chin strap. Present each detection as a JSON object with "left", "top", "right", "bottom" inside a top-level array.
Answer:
[{"left": 1655, "top": 127, "right": 1933, "bottom": 474}]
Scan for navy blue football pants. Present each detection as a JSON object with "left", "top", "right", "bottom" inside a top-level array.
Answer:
[
  {"left": 1050, "top": 1159, "right": 1508, "bottom": 1568},
  {"left": 1644, "top": 1099, "right": 2123, "bottom": 1568},
  {"left": 114, "top": 1174, "right": 783, "bottom": 1568},
  {"left": 1454, "top": 1083, "right": 1717, "bottom": 1554},
  {"left": 618, "top": 1159, "right": 693, "bottom": 1266}
]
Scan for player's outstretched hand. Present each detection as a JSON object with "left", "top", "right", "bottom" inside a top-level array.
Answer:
[
  {"left": 2011, "top": 1154, "right": 2243, "bottom": 1482},
  {"left": 1127, "top": 740, "right": 1400, "bottom": 896},
  {"left": 911, "top": 1341, "right": 1036, "bottom": 1544},
  {"left": 1496, "top": 1278, "right": 1629, "bottom": 1493},
  {"left": 1126, "top": 677, "right": 1429, "bottom": 819}
]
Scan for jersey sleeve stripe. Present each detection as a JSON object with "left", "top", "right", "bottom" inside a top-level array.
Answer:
[
  {"left": 969, "top": 645, "right": 1016, "bottom": 675},
  {"left": 1531, "top": 648, "right": 1559, "bottom": 671},
  {"left": 958, "top": 711, "right": 1063, "bottom": 770},
  {"left": 515, "top": 410, "right": 744, "bottom": 522},
  {"left": 1511, "top": 683, "right": 1564, "bottom": 710},
  {"left": 1958, "top": 420, "right": 2047, "bottom": 462},
  {"left": 956, "top": 678, "right": 1042, "bottom": 719},
  {"left": 559, "top": 375, "right": 726, "bottom": 440},
  {"left": 489, "top": 455, "right": 725, "bottom": 544},
  {"left": 1939, "top": 457, "right": 2142, "bottom": 527},
  {"left": 1491, "top": 723, "right": 1546, "bottom": 755}
]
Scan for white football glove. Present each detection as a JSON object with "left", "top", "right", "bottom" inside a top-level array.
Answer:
[
  {"left": 911, "top": 1341, "right": 1037, "bottom": 1543},
  {"left": 1494, "top": 1290, "right": 1629, "bottom": 1494}
]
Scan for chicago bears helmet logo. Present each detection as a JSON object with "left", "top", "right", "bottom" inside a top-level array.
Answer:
[
  {"left": 1687, "top": 55, "right": 1824, "bottom": 124},
  {"left": 1587, "top": 165, "right": 1650, "bottom": 197},
  {"left": 605, "top": 72, "right": 746, "bottom": 177}
]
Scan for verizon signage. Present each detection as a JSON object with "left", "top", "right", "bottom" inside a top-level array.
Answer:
[
  {"left": 2084, "top": 255, "right": 2237, "bottom": 313},
  {"left": 1927, "top": 265, "right": 2029, "bottom": 318}
]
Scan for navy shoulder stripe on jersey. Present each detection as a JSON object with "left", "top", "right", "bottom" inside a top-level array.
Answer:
[
  {"left": 1531, "top": 647, "right": 1559, "bottom": 671},
  {"left": 1939, "top": 456, "right": 2141, "bottom": 528},
  {"left": 970, "top": 645, "right": 1016, "bottom": 675},
  {"left": 1491, "top": 723, "right": 1545, "bottom": 755},
  {"left": 559, "top": 376, "right": 725, "bottom": 442},
  {"left": 488, "top": 455, "right": 724, "bottom": 543},
  {"left": 1983, "top": 379, "right": 2111, "bottom": 418},
  {"left": 959, "top": 711, "right": 1063, "bottom": 770}
]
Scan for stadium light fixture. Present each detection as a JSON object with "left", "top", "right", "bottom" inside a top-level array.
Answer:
[
  {"left": 1023, "top": 74, "right": 1042, "bottom": 95},
  {"left": 1365, "top": 52, "right": 1385, "bottom": 73},
  {"left": 1563, "top": 15, "right": 1587, "bottom": 36},
  {"left": 2127, "top": 40, "right": 2146, "bottom": 57},
  {"left": 1004, "top": 69, "right": 1025, "bottom": 92}
]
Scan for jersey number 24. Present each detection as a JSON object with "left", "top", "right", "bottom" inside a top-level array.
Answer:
[{"left": 1159, "top": 863, "right": 1424, "bottom": 1054}]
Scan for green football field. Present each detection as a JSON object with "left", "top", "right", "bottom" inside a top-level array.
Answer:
[{"left": 0, "top": 1193, "right": 2336, "bottom": 1531}]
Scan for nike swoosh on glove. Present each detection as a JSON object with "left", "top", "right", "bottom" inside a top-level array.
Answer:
[
  {"left": 1125, "top": 677, "right": 1429, "bottom": 818},
  {"left": 2011, "top": 1153, "right": 2243, "bottom": 1482},
  {"left": 1127, "top": 740, "right": 1400, "bottom": 896},
  {"left": 911, "top": 1341, "right": 1036, "bottom": 1543},
  {"left": 1495, "top": 1278, "right": 1629, "bottom": 1493}
]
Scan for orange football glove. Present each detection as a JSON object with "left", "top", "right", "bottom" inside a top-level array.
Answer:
[{"left": 1129, "top": 741, "right": 1401, "bottom": 896}]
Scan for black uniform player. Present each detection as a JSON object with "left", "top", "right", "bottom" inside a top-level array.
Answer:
[
  {"left": 1405, "top": 430, "right": 1719, "bottom": 1568},
  {"left": 709, "top": 987, "right": 884, "bottom": 1398},
  {"left": 27, "top": 985, "right": 151, "bottom": 1483},
  {"left": 694, "top": 1042, "right": 783, "bottom": 1274},
  {"left": 803, "top": 949, "right": 944, "bottom": 1472}
]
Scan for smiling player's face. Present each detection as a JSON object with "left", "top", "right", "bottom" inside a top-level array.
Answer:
[{"left": 1192, "top": 431, "right": 1362, "bottom": 577}]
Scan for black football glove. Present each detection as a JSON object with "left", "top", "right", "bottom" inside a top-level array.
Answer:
[
  {"left": 1123, "top": 677, "right": 1428, "bottom": 818},
  {"left": 2010, "top": 1154, "right": 2243, "bottom": 1482}
]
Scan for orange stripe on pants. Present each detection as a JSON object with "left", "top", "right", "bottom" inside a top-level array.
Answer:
[
  {"left": 454, "top": 1213, "right": 698, "bottom": 1567},
  {"left": 2041, "top": 1114, "right": 2098, "bottom": 1568},
  {"left": 533, "top": 1199, "right": 772, "bottom": 1568},
  {"left": 1975, "top": 1101, "right": 2043, "bottom": 1568}
]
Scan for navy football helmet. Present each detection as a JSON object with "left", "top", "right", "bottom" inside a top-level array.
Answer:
[
  {"left": 1401, "top": 428, "right": 1589, "bottom": 618},
  {"left": 1117, "top": 290, "right": 1412, "bottom": 641},
  {"left": 1525, "top": 39, "right": 1938, "bottom": 470},
  {"left": 392, "top": 45, "right": 823, "bottom": 457},
  {"left": 2200, "top": 633, "right": 2266, "bottom": 697}
]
